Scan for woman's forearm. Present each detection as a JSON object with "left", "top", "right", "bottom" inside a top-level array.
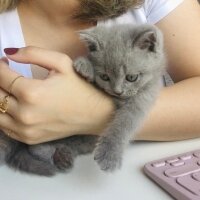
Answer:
[
  {"left": 134, "top": 76, "right": 200, "bottom": 141},
  {"left": 78, "top": 76, "right": 200, "bottom": 141},
  {"left": 78, "top": 88, "right": 115, "bottom": 135}
]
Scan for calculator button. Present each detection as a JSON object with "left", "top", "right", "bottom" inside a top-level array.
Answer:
[
  {"left": 197, "top": 161, "right": 200, "bottom": 166},
  {"left": 164, "top": 163, "right": 200, "bottom": 178},
  {"left": 171, "top": 161, "right": 185, "bottom": 167},
  {"left": 166, "top": 158, "right": 179, "bottom": 163},
  {"left": 177, "top": 175, "right": 200, "bottom": 196},
  {"left": 192, "top": 172, "right": 200, "bottom": 182},
  {"left": 193, "top": 151, "right": 200, "bottom": 158},
  {"left": 179, "top": 155, "right": 192, "bottom": 160},
  {"left": 152, "top": 162, "right": 166, "bottom": 167}
]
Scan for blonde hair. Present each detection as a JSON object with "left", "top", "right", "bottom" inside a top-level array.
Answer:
[
  {"left": 0, "top": 0, "right": 144, "bottom": 21},
  {"left": 0, "top": 0, "right": 19, "bottom": 13},
  {"left": 75, "top": 0, "right": 144, "bottom": 21}
]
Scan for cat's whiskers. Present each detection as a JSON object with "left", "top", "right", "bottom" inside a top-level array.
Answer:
[{"left": 127, "top": 89, "right": 138, "bottom": 97}]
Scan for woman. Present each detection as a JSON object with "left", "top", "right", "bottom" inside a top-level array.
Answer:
[{"left": 0, "top": 0, "right": 200, "bottom": 145}]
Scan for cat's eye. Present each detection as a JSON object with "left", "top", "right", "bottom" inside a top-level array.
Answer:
[
  {"left": 88, "top": 43, "right": 97, "bottom": 52},
  {"left": 100, "top": 74, "right": 110, "bottom": 81},
  {"left": 126, "top": 74, "right": 139, "bottom": 82}
]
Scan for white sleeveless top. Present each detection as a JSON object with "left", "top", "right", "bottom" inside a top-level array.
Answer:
[{"left": 0, "top": 0, "right": 184, "bottom": 78}]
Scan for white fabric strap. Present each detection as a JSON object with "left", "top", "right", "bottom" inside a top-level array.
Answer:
[
  {"left": 0, "top": 9, "right": 32, "bottom": 78},
  {"left": 144, "top": 0, "right": 184, "bottom": 24}
]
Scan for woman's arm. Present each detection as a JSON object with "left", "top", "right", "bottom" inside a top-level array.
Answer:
[
  {"left": 0, "top": 47, "right": 114, "bottom": 144},
  {"left": 134, "top": 0, "right": 200, "bottom": 141},
  {"left": 1, "top": 0, "right": 199, "bottom": 144}
]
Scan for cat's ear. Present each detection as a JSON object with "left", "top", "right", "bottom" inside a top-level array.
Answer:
[
  {"left": 79, "top": 31, "right": 100, "bottom": 52},
  {"left": 134, "top": 30, "right": 158, "bottom": 52}
]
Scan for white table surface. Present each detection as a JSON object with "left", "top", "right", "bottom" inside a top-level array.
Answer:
[{"left": 1, "top": 138, "right": 200, "bottom": 200}]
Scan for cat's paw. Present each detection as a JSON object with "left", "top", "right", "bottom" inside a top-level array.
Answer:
[
  {"left": 53, "top": 147, "right": 74, "bottom": 171},
  {"left": 73, "top": 58, "right": 94, "bottom": 82},
  {"left": 94, "top": 138, "right": 122, "bottom": 172},
  {"left": 28, "top": 144, "right": 55, "bottom": 164}
]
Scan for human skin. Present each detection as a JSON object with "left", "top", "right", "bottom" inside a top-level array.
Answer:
[
  {"left": 135, "top": 0, "right": 200, "bottom": 141},
  {"left": 0, "top": 0, "right": 200, "bottom": 144}
]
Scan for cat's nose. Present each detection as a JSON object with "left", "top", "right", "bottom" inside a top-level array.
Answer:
[{"left": 114, "top": 91, "right": 123, "bottom": 96}]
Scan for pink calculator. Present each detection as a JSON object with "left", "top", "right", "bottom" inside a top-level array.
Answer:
[{"left": 144, "top": 149, "right": 200, "bottom": 200}]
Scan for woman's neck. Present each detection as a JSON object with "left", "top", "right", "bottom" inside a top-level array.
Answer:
[
  {"left": 18, "top": 0, "right": 81, "bottom": 27},
  {"left": 17, "top": 0, "right": 93, "bottom": 79},
  {"left": 17, "top": 1, "right": 93, "bottom": 53}
]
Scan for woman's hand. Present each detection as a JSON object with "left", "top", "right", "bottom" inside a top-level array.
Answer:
[{"left": 0, "top": 46, "right": 114, "bottom": 144}]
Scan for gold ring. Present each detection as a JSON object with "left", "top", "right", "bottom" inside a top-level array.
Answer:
[
  {"left": 8, "top": 75, "right": 24, "bottom": 95},
  {"left": 0, "top": 95, "right": 9, "bottom": 113},
  {"left": 0, "top": 75, "right": 24, "bottom": 114}
]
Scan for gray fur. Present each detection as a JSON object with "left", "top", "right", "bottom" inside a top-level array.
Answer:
[
  {"left": 73, "top": 24, "right": 165, "bottom": 171},
  {"left": 0, "top": 132, "right": 97, "bottom": 176},
  {"left": 0, "top": 24, "right": 165, "bottom": 175}
]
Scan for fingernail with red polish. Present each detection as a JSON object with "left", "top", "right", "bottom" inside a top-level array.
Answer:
[{"left": 4, "top": 48, "right": 19, "bottom": 55}]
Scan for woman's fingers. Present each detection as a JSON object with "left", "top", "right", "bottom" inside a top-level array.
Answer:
[
  {"left": 0, "top": 59, "right": 30, "bottom": 99},
  {"left": 1, "top": 128, "right": 21, "bottom": 141},
  {"left": 1, "top": 57, "right": 9, "bottom": 64},
  {"left": 4, "top": 46, "right": 73, "bottom": 73},
  {"left": 0, "top": 114, "right": 18, "bottom": 131},
  {"left": 1, "top": 46, "right": 75, "bottom": 100},
  {"left": 0, "top": 91, "right": 19, "bottom": 117}
]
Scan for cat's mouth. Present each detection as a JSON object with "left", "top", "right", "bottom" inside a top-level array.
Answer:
[
  {"left": 108, "top": 91, "right": 131, "bottom": 99},
  {"left": 103, "top": 88, "right": 138, "bottom": 99},
  {"left": 103, "top": 90, "right": 124, "bottom": 98},
  {"left": 116, "top": 90, "right": 138, "bottom": 99}
]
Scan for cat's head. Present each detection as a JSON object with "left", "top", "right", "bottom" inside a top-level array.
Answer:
[{"left": 79, "top": 24, "right": 165, "bottom": 98}]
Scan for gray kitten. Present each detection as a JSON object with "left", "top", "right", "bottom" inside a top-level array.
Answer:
[
  {"left": 0, "top": 24, "right": 165, "bottom": 175},
  {"left": 72, "top": 24, "right": 165, "bottom": 170},
  {"left": 29, "top": 24, "right": 165, "bottom": 172}
]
